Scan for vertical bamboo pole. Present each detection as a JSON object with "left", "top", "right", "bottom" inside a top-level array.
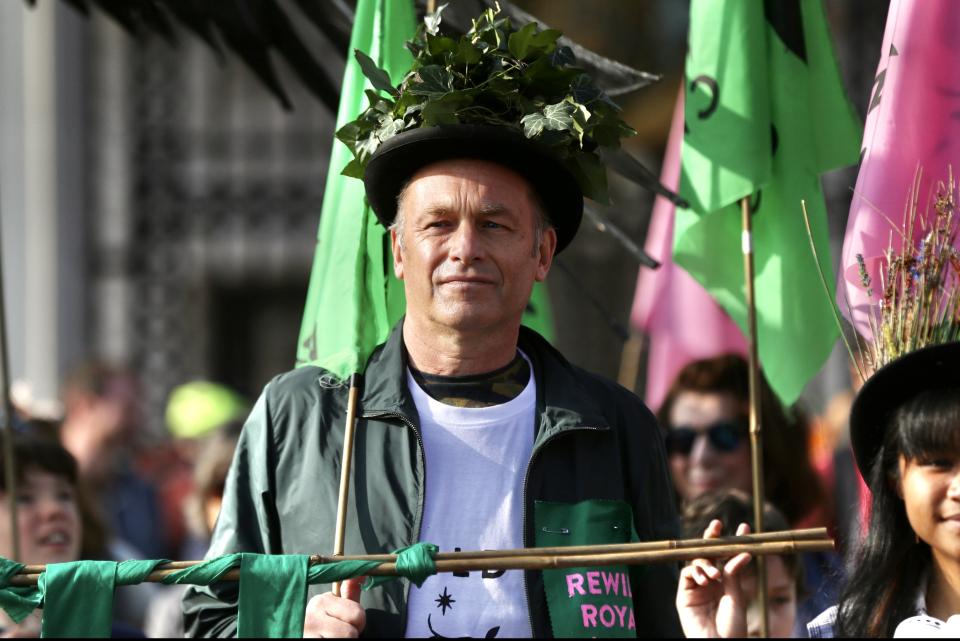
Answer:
[
  {"left": 0, "top": 185, "right": 19, "bottom": 562},
  {"left": 617, "top": 331, "right": 644, "bottom": 392},
  {"left": 740, "top": 197, "right": 767, "bottom": 637},
  {"left": 331, "top": 373, "right": 363, "bottom": 597}
]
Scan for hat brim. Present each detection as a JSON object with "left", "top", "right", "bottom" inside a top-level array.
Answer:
[
  {"left": 849, "top": 341, "right": 960, "bottom": 479},
  {"left": 363, "top": 124, "right": 584, "bottom": 253}
]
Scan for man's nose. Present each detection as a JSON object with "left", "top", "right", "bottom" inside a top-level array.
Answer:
[
  {"left": 448, "top": 221, "right": 483, "bottom": 264},
  {"left": 688, "top": 433, "right": 715, "bottom": 465}
]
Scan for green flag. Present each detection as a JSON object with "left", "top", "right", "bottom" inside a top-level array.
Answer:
[
  {"left": 297, "top": 0, "right": 554, "bottom": 377},
  {"left": 676, "top": 0, "right": 860, "bottom": 403}
]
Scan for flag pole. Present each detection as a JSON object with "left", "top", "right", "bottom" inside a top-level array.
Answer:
[
  {"left": 0, "top": 183, "right": 20, "bottom": 562},
  {"left": 740, "top": 196, "right": 768, "bottom": 636},
  {"left": 331, "top": 372, "right": 363, "bottom": 596}
]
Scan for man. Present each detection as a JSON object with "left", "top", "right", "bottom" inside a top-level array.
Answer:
[{"left": 184, "top": 14, "right": 681, "bottom": 636}]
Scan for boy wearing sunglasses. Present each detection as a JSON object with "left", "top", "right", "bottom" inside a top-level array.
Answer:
[{"left": 656, "top": 355, "right": 826, "bottom": 526}]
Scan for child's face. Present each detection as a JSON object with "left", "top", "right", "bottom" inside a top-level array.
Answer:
[
  {"left": 739, "top": 555, "right": 797, "bottom": 638},
  {"left": 899, "top": 454, "right": 960, "bottom": 564},
  {"left": 0, "top": 468, "right": 81, "bottom": 564}
]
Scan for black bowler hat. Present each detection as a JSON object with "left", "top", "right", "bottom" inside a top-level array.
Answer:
[
  {"left": 849, "top": 341, "right": 960, "bottom": 478},
  {"left": 363, "top": 124, "right": 584, "bottom": 254}
]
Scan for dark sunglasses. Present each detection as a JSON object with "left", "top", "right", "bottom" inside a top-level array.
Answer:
[{"left": 664, "top": 420, "right": 748, "bottom": 456}]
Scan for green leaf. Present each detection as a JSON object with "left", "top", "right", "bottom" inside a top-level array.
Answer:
[
  {"left": 340, "top": 158, "right": 365, "bottom": 179},
  {"left": 520, "top": 101, "right": 575, "bottom": 138},
  {"left": 408, "top": 65, "right": 454, "bottom": 97},
  {"left": 424, "top": 3, "right": 448, "bottom": 35},
  {"left": 421, "top": 99, "right": 461, "bottom": 126},
  {"left": 454, "top": 39, "right": 482, "bottom": 65},
  {"left": 567, "top": 153, "right": 609, "bottom": 204},
  {"left": 528, "top": 28, "right": 562, "bottom": 52},
  {"left": 571, "top": 75, "right": 603, "bottom": 105},
  {"left": 357, "top": 134, "right": 381, "bottom": 161},
  {"left": 354, "top": 49, "right": 398, "bottom": 97},
  {"left": 375, "top": 114, "right": 406, "bottom": 141},
  {"left": 426, "top": 34, "right": 456, "bottom": 57},
  {"left": 508, "top": 22, "right": 538, "bottom": 60},
  {"left": 335, "top": 121, "right": 364, "bottom": 144}
]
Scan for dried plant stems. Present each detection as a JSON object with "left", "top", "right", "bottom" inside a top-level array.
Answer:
[
  {"left": 800, "top": 199, "right": 867, "bottom": 383},
  {"left": 11, "top": 530, "right": 831, "bottom": 588}
]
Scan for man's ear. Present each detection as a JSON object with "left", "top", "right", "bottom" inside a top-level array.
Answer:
[
  {"left": 535, "top": 227, "right": 557, "bottom": 282},
  {"left": 391, "top": 227, "right": 404, "bottom": 280}
]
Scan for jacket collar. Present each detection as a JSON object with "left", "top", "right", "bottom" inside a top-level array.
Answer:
[{"left": 359, "top": 320, "right": 611, "bottom": 437}]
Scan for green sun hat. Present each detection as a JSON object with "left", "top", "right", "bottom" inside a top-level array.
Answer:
[{"left": 165, "top": 381, "right": 249, "bottom": 440}]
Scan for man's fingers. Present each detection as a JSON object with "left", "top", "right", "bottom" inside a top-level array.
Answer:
[
  {"left": 341, "top": 577, "right": 366, "bottom": 603},
  {"left": 322, "top": 593, "right": 366, "bottom": 631},
  {"left": 735, "top": 522, "right": 751, "bottom": 537}
]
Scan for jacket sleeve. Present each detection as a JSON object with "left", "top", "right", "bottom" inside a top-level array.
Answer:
[
  {"left": 182, "top": 387, "right": 281, "bottom": 637},
  {"left": 620, "top": 392, "right": 684, "bottom": 638}
]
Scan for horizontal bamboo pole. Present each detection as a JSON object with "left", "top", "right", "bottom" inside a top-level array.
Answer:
[
  {"left": 20, "top": 528, "right": 827, "bottom": 575},
  {"left": 9, "top": 532, "right": 832, "bottom": 587}
]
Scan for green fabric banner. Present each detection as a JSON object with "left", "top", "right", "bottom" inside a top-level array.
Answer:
[
  {"left": 296, "top": 0, "right": 554, "bottom": 378},
  {"left": 536, "top": 500, "right": 637, "bottom": 638},
  {"left": 40, "top": 561, "right": 115, "bottom": 638},
  {"left": 677, "top": 0, "right": 861, "bottom": 404},
  {"left": 0, "top": 544, "right": 439, "bottom": 637},
  {"left": 238, "top": 554, "right": 308, "bottom": 638}
]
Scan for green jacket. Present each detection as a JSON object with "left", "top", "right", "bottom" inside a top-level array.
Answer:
[{"left": 183, "top": 323, "right": 682, "bottom": 637}]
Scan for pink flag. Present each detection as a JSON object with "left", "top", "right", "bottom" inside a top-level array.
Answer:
[
  {"left": 840, "top": 0, "right": 960, "bottom": 338},
  {"left": 631, "top": 89, "right": 747, "bottom": 412}
]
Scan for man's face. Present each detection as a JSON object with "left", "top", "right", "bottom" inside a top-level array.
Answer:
[{"left": 391, "top": 159, "right": 556, "bottom": 333}]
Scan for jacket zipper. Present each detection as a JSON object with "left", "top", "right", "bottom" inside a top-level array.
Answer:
[
  {"left": 521, "top": 425, "right": 605, "bottom": 637},
  {"left": 362, "top": 409, "right": 426, "bottom": 634}
]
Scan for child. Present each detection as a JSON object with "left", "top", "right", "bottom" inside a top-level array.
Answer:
[{"left": 677, "top": 490, "right": 802, "bottom": 638}]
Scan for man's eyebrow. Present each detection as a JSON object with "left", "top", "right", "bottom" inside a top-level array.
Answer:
[
  {"left": 420, "top": 203, "right": 453, "bottom": 216},
  {"left": 418, "top": 203, "right": 512, "bottom": 216},
  {"left": 477, "top": 203, "right": 510, "bottom": 215}
]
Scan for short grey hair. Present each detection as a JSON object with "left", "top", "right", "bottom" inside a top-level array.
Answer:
[{"left": 391, "top": 179, "right": 552, "bottom": 256}]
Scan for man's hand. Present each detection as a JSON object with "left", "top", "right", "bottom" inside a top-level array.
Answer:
[
  {"left": 675, "top": 520, "right": 751, "bottom": 639},
  {"left": 304, "top": 578, "right": 367, "bottom": 638}
]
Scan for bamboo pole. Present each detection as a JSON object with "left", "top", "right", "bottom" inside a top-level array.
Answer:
[
  {"left": 21, "top": 527, "right": 828, "bottom": 575},
  {"left": 616, "top": 331, "right": 644, "bottom": 392},
  {"left": 10, "top": 531, "right": 833, "bottom": 587},
  {"left": 331, "top": 373, "right": 363, "bottom": 597},
  {"left": 740, "top": 196, "right": 768, "bottom": 637},
  {"left": 0, "top": 183, "right": 19, "bottom": 563}
]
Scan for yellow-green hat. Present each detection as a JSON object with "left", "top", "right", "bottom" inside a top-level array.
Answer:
[{"left": 165, "top": 381, "right": 248, "bottom": 440}]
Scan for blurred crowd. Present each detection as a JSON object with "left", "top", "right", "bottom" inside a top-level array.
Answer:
[
  {"left": 0, "top": 363, "right": 247, "bottom": 637},
  {"left": 0, "top": 352, "right": 863, "bottom": 638}
]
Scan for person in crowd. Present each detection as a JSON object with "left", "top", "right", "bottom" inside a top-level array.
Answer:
[
  {"left": 658, "top": 355, "right": 827, "bottom": 526},
  {"left": 658, "top": 354, "right": 841, "bottom": 632},
  {"left": 184, "top": 11, "right": 681, "bottom": 637},
  {"left": 144, "top": 420, "right": 242, "bottom": 638},
  {"left": 0, "top": 434, "right": 143, "bottom": 637},
  {"left": 137, "top": 381, "right": 249, "bottom": 561},
  {"left": 59, "top": 362, "right": 166, "bottom": 561},
  {"left": 677, "top": 490, "right": 802, "bottom": 638}
]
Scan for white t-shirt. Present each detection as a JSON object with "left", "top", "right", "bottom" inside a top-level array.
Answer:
[{"left": 403, "top": 358, "right": 535, "bottom": 638}]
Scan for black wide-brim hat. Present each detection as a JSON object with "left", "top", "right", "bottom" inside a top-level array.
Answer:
[
  {"left": 363, "top": 124, "right": 584, "bottom": 253},
  {"left": 849, "top": 341, "right": 960, "bottom": 478}
]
